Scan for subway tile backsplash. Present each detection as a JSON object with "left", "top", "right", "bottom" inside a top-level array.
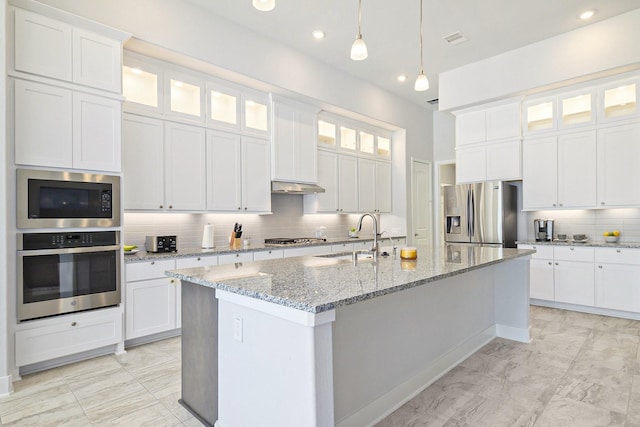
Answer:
[
  {"left": 525, "top": 208, "right": 640, "bottom": 242},
  {"left": 123, "top": 195, "right": 382, "bottom": 249}
]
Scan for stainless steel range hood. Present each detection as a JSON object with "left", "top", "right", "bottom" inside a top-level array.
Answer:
[{"left": 271, "top": 181, "right": 325, "bottom": 194}]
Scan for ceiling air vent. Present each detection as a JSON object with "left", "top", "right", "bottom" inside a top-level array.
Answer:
[
  {"left": 427, "top": 98, "right": 439, "bottom": 106},
  {"left": 442, "top": 31, "right": 467, "bottom": 46}
]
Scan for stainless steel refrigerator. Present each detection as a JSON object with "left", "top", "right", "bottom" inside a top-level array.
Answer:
[{"left": 444, "top": 181, "right": 518, "bottom": 248}]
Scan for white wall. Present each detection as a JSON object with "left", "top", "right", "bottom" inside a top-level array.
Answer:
[
  {"left": 0, "top": 0, "right": 10, "bottom": 396},
  {"left": 439, "top": 8, "right": 640, "bottom": 111},
  {"left": 433, "top": 110, "right": 455, "bottom": 162},
  {"left": 35, "top": 0, "right": 432, "bottom": 238}
]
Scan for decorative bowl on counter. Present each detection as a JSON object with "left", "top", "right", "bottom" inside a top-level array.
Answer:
[{"left": 604, "top": 235, "right": 620, "bottom": 243}]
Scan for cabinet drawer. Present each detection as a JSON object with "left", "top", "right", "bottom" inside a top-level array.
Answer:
[
  {"left": 283, "top": 246, "right": 331, "bottom": 257},
  {"left": 219, "top": 252, "right": 254, "bottom": 265},
  {"left": 332, "top": 243, "right": 355, "bottom": 252},
  {"left": 253, "top": 249, "right": 284, "bottom": 261},
  {"left": 15, "top": 309, "right": 122, "bottom": 367},
  {"left": 595, "top": 248, "right": 640, "bottom": 265},
  {"left": 554, "top": 246, "right": 594, "bottom": 262},
  {"left": 126, "top": 259, "right": 176, "bottom": 282},
  {"left": 518, "top": 244, "right": 553, "bottom": 259},
  {"left": 176, "top": 255, "right": 218, "bottom": 269}
]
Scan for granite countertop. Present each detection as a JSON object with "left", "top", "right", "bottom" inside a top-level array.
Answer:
[
  {"left": 165, "top": 244, "right": 535, "bottom": 313},
  {"left": 517, "top": 240, "right": 640, "bottom": 249},
  {"left": 124, "top": 236, "right": 404, "bottom": 263}
]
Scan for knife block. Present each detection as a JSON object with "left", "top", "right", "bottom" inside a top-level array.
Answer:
[{"left": 229, "top": 232, "right": 241, "bottom": 249}]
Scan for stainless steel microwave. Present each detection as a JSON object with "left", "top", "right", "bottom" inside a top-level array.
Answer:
[{"left": 17, "top": 169, "right": 120, "bottom": 229}]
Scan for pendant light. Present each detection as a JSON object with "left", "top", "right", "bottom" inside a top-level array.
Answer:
[
  {"left": 252, "top": 0, "right": 275, "bottom": 12},
  {"left": 350, "top": 0, "right": 368, "bottom": 61},
  {"left": 414, "top": 0, "right": 429, "bottom": 91}
]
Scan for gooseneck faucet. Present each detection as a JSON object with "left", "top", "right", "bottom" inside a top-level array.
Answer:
[{"left": 356, "top": 212, "right": 379, "bottom": 260}]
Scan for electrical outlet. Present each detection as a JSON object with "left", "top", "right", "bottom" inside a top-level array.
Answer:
[{"left": 233, "top": 316, "right": 243, "bottom": 342}]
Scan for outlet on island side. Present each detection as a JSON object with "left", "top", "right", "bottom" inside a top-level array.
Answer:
[{"left": 233, "top": 316, "right": 243, "bottom": 343}]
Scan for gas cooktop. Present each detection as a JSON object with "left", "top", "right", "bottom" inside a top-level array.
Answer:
[{"left": 264, "top": 237, "right": 327, "bottom": 246}]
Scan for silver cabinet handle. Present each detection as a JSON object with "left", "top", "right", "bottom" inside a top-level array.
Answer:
[
  {"left": 616, "top": 249, "right": 621, "bottom": 253},
  {"left": 159, "top": 205, "right": 163, "bottom": 209},
  {"left": 548, "top": 261, "right": 552, "bottom": 265},
  {"left": 555, "top": 262, "right": 559, "bottom": 265},
  {"left": 598, "top": 265, "right": 603, "bottom": 269},
  {"left": 71, "top": 322, "right": 77, "bottom": 326},
  {"left": 197, "top": 257, "right": 201, "bottom": 261},
  {"left": 169, "top": 205, "right": 173, "bottom": 209},
  {"left": 601, "top": 202, "right": 605, "bottom": 205},
  {"left": 570, "top": 247, "right": 574, "bottom": 251},
  {"left": 151, "top": 261, "right": 155, "bottom": 265}
]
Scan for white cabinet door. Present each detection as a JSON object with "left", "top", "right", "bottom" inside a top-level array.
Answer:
[
  {"left": 207, "top": 130, "right": 242, "bottom": 211},
  {"left": 557, "top": 130, "right": 596, "bottom": 208},
  {"left": 358, "top": 158, "right": 376, "bottom": 212},
  {"left": 283, "top": 245, "right": 331, "bottom": 257},
  {"left": 523, "top": 136, "right": 558, "bottom": 209},
  {"left": 164, "top": 122, "right": 206, "bottom": 211},
  {"left": 14, "top": 9, "right": 72, "bottom": 81},
  {"left": 595, "top": 263, "right": 640, "bottom": 312},
  {"left": 123, "top": 114, "right": 164, "bottom": 210},
  {"left": 72, "top": 92, "right": 122, "bottom": 172},
  {"left": 175, "top": 256, "right": 219, "bottom": 269},
  {"left": 597, "top": 123, "right": 640, "bottom": 207},
  {"left": 338, "top": 155, "right": 358, "bottom": 213},
  {"left": 125, "top": 278, "right": 177, "bottom": 340},
  {"left": 530, "top": 258, "right": 554, "bottom": 300},
  {"left": 271, "top": 102, "right": 317, "bottom": 183},
  {"left": 485, "top": 103, "right": 520, "bottom": 141},
  {"left": 253, "top": 249, "right": 284, "bottom": 261},
  {"left": 456, "top": 145, "right": 486, "bottom": 184},
  {"left": 554, "top": 261, "right": 595, "bottom": 306},
  {"left": 456, "top": 110, "right": 485, "bottom": 146},
  {"left": 219, "top": 252, "right": 254, "bottom": 265},
  {"left": 243, "top": 136, "right": 271, "bottom": 212},
  {"left": 14, "top": 79, "right": 72, "bottom": 168},
  {"left": 375, "top": 161, "right": 392, "bottom": 213},
  {"left": 312, "top": 150, "right": 339, "bottom": 213},
  {"left": 72, "top": 29, "right": 121, "bottom": 92},
  {"left": 486, "top": 139, "right": 521, "bottom": 181}
]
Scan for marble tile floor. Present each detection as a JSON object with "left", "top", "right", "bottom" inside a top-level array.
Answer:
[{"left": 2, "top": 306, "right": 640, "bottom": 426}]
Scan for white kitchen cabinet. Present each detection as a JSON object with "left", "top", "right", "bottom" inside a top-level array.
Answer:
[
  {"left": 358, "top": 158, "right": 376, "bottom": 212},
  {"left": 14, "top": 79, "right": 121, "bottom": 172},
  {"left": 253, "top": 249, "right": 284, "bottom": 261},
  {"left": 123, "top": 115, "right": 164, "bottom": 209},
  {"left": 166, "top": 71, "right": 204, "bottom": 121},
  {"left": 125, "top": 259, "right": 178, "bottom": 340},
  {"left": 207, "top": 130, "right": 270, "bottom": 213},
  {"left": 523, "top": 131, "right": 596, "bottom": 210},
  {"left": 15, "top": 307, "right": 123, "bottom": 367},
  {"left": 13, "top": 9, "right": 122, "bottom": 93},
  {"left": 272, "top": 100, "right": 318, "bottom": 183},
  {"left": 332, "top": 243, "right": 355, "bottom": 253},
  {"left": 530, "top": 259, "right": 555, "bottom": 301},
  {"left": 219, "top": 252, "right": 254, "bottom": 265},
  {"left": 556, "top": 130, "right": 597, "bottom": 208},
  {"left": 283, "top": 245, "right": 331, "bottom": 257},
  {"left": 598, "top": 78, "right": 639, "bottom": 123},
  {"left": 375, "top": 161, "right": 392, "bottom": 213},
  {"left": 305, "top": 150, "right": 339, "bottom": 213},
  {"left": 597, "top": 123, "right": 640, "bottom": 207},
  {"left": 14, "top": 9, "right": 72, "bottom": 82},
  {"left": 595, "top": 248, "right": 640, "bottom": 313},
  {"left": 523, "top": 97, "right": 556, "bottom": 135},
  {"left": 123, "top": 54, "right": 162, "bottom": 112},
  {"left": 456, "top": 145, "right": 487, "bottom": 183},
  {"left": 554, "top": 260, "right": 595, "bottom": 306},
  {"left": 242, "top": 92, "right": 270, "bottom": 136},
  {"left": 175, "top": 256, "right": 219, "bottom": 269},
  {"left": 72, "top": 92, "right": 122, "bottom": 172},
  {"left": 338, "top": 154, "right": 358, "bottom": 213},
  {"left": 164, "top": 122, "right": 207, "bottom": 211},
  {"left": 558, "top": 89, "right": 596, "bottom": 129},
  {"left": 455, "top": 102, "right": 520, "bottom": 146},
  {"left": 456, "top": 110, "right": 486, "bottom": 146},
  {"left": 14, "top": 79, "right": 72, "bottom": 168}
]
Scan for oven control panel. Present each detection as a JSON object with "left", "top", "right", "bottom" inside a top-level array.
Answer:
[{"left": 19, "top": 231, "right": 118, "bottom": 250}]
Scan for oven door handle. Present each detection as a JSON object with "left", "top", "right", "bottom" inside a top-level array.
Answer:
[{"left": 18, "top": 245, "right": 121, "bottom": 256}]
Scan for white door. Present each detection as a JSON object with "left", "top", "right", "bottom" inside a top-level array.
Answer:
[
  {"left": 595, "top": 263, "right": 640, "bottom": 312},
  {"left": 554, "top": 261, "right": 595, "bottom": 306},
  {"left": 455, "top": 145, "right": 486, "bottom": 184},
  {"left": 412, "top": 159, "right": 432, "bottom": 245},
  {"left": 122, "top": 114, "right": 164, "bottom": 210},
  {"left": 125, "top": 278, "right": 177, "bottom": 340},
  {"left": 597, "top": 123, "right": 640, "bottom": 207},
  {"left": 557, "top": 130, "right": 596, "bottom": 208},
  {"left": 164, "top": 122, "right": 206, "bottom": 211},
  {"left": 207, "top": 130, "right": 242, "bottom": 211},
  {"left": 375, "top": 161, "right": 392, "bottom": 213},
  {"left": 72, "top": 28, "right": 121, "bottom": 92},
  {"left": 530, "top": 259, "right": 554, "bottom": 300},
  {"left": 242, "top": 136, "right": 271, "bottom": 212},
  {"left": 523, "top": 136, "right": 558, "bottom": 209},
  {"left": 315, "top": 150, "right": 339, "bottom": 212},
  {"left": 357, "top": 158, "right": 376, "bottom": 212},
  {"left": 338, "top": 155, "right": 358, "bottom": 213}
]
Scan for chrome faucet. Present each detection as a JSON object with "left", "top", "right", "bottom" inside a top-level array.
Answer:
[
  {"left": 380, "top": 230, "right": 397, "bottom": 258},
  {"left": 356, "top": 213, "right": 379, "bottom": 260}
]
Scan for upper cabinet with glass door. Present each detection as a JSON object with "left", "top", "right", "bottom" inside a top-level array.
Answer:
[
  {"left": 122, "top": 55, "right": 163, "bottom": 114},
  {"left": 241, "top": 92, "right": 270, "bottom": 137},
  {"left": 207, "top": 83, "right": 240, "bottom": 131},
  {"left": 523, "top": 97, "right": 556, "bottom": 135},
  {"left": 166, "top": 72, "right": 204, "bottom": 122},
  {"left": 524, "top": 88, "right": 596, "bottom": 135},
  {"left": 318, "top": 119, "right": 337, "bottom": 149},
  {"left": 598, "top": 77, "right": 639, "bottom": 123}
]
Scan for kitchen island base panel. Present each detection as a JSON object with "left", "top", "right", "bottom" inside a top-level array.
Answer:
[
  {"left": 181, "top": 280, "right": 218, "bottom": 427},
  {"left": 207, "top": 257, "right": 530, "bottom": 427}
]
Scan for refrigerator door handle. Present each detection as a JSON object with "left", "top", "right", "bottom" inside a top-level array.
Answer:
[
  {"left": 466, "top": 188, "right": 472, "bottom": 237},
  {"left": 469, "top": 189, "right": 475, "bottom": 237}
]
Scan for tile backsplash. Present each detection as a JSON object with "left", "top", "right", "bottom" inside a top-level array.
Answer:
[
  {"left": 124, "top": 194, "right": 396, "bottom": 249},
  {"left": 525, "top": 208, "right": 640, "bottom": 242}
]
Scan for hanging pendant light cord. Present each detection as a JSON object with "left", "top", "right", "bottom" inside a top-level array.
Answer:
[
  {"left": 418, "top": 0, "right": 424, "bottom": 73},
  {"left": 357, "top": 0, "right": 363, "bottom": 37}
]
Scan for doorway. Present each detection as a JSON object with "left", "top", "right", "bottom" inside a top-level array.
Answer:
[{"left": 411, "top": 158, "right": 432, "bottom": 245}]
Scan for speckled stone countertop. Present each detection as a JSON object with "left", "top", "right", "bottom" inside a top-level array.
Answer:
[
  {"left": 165, "top": 245, "right": 535, "bottom": 313},
  {"left": 124, "top": 236, "right": 404, "bottom": 263},
  {"left": 517, "top": 240, "right": 640, "bottom": 249}
]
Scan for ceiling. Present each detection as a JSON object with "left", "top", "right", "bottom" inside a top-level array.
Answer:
[{"left": 183, "top": 0, "right": 640, "bottom": 109}]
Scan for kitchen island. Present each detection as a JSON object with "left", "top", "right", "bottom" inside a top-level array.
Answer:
[{"left": 166, "top": 244, "right": 534, "bottom": 427}]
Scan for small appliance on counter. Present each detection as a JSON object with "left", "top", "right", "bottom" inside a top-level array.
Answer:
[
  {"left": 534, "top": 219, "right": 554, "bottom": 242},
  {"left": 145, "top": 235, "right": 177, "bottom": 253}
]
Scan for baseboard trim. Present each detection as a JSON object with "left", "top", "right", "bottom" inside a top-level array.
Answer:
[
  {"left": 531, "top": 300, "right": 640, "bottom": 321},
  {"left": 0, "top": 374, "right": 13, "bottom": 396},
  {"left": 496, "top": 324, "right": 531, "bottom": 343},
  {"left": 336, "top": 325, "right": 497, "bottom": 427}
]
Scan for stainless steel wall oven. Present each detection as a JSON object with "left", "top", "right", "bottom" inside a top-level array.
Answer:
[
  {"left": 17, "top": 168, "right": 120, "bottom": 229},
  {"left": 17, "top": 231, "right": 121, "bottom": 322}
]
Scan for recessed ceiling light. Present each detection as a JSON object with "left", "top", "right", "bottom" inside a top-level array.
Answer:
[
  {"left": 397, "top": 75, "right": 408, "bottom": 82},
  {"left": 312, "top": 30, "right": 326, "bottom": 40},
  {"left": 579, "top": 9, "right": 596, "bottom": 20}
]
